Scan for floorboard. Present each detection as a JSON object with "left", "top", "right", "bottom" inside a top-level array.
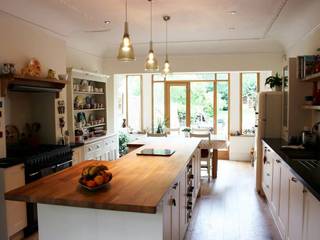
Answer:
[{"left": 185, "top": 160, "right": 281, "bottom": 240}]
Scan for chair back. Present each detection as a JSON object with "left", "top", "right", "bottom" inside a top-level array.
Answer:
[
  {"left": 147, "top": 132, "right": 168, "bottom": 137},
  {"left": 190, "top": 132, "right": 211, "bottom": 141}
]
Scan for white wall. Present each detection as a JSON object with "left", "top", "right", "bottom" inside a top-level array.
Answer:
[
  {"left": 0, "top": 11, "right": 67, "bottom": 144},
  {"left": 66, "top": 47, "right": 104, "bottom": 73}
]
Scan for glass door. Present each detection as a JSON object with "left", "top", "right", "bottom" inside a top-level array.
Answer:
[{"left": 165, "top": 82, "right": 190, "bottom": 128}]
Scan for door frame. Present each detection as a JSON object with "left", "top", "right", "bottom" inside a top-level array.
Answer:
[{"left": 165, "top": 81, "right": 190, "bottom": 128}]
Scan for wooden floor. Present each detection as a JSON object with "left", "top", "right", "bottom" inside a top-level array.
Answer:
[{"left": 185, "top": 160, "right": 281, "bottom": 240}]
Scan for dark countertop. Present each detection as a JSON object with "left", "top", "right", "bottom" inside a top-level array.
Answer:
[
  {"left": 0, "top": 157, "right": 24, "bottom": 168},
  {"left": 263, "top": 138, "right": 320, "bottom": 201}
]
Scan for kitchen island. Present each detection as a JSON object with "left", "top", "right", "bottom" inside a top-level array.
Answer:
[{"left": 5, "top": 138, "right": 201, "bottom": 240}]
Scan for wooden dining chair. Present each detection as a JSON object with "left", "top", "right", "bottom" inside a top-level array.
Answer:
[
  {"left": 147, "top": 132, "right": 168, "bottom": 137},
  {"left": 190, "top": 133, "right": 212, "bottom": 180}
]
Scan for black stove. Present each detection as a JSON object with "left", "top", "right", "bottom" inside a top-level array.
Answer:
[{"left": 7, "top": 144, "right": 73, "bottom": 237}]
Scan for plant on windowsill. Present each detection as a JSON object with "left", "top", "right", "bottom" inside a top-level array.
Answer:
[
  {"left": 182, "top": 127, "right": 191, "bottom": 137},
  {"left": 265, "top": 72, "right": 282, "bottom": 91},
  {"left": 156, "top": 119, "right": 168, "bottom": 134}
]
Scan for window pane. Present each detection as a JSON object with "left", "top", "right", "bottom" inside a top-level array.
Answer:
[
  {"left": 127, "top": 76, "right": 142, "bottom": 131},
  {"left": 153, "top": 82, "right": 165, "bottom": 129},
  {"left": 153, "top": 73, "right": 215, "bottom": 81},
  {"left": 241, "top": 73, "right": 258, "bottom": 135},
  {"left": 170, "top": 85, "right": 187, "bottom": 128},
  {"left": 116, "top": 76, "right": 126, "bottom": 129},
  {"left": 216, "top": 73, "right": 228, "bottom": 80},
  {"left": 190, "top": 82, "right": 214, "bottom": 129},
  {"left": 217, "top": 82, "right": 229, "bottom": 137}
]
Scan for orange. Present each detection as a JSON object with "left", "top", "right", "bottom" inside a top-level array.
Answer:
[
  {"left": 86, "top": 180, "right": 97, "bottom": 188},
  {"left": 94, "top": 175, "right": 105, "bottom": 185}
]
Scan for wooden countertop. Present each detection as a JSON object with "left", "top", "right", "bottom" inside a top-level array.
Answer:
[{"left": 5, "top": 138, "right": 200, "bottom": 214}]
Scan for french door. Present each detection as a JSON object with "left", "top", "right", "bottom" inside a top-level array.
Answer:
[{"left": 165, "top": 82, "right": 190, "bottom": 129}]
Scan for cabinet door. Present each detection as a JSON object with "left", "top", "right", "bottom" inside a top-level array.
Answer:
[
  {"left": 262, "top": 146, "right": 272, "bottom": 201},
  {"left": 278, "top": 164, "right": 289, "bottom": 239},
  {"left": 288, "top": 172, "right": 304, "bottom": 240},
  {"left": 171, "top": 183, "right": 180, "bottom": 240},
  {"left": 303, "top": 191, "right": 320, "bottom": 240},
  {"left": 4, "top": 164, "right": 27, "bottom": 237},
  {"left": 271, "top": 157, "right": 281, "bottom": 215},
  {"left": 179, "top": 169, "right": 188, "bottom": 240},
  {"left": 162, "top": 190, "right": 172, "bottom": 240}
]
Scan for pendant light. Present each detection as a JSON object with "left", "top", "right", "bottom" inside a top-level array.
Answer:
[
  {"left": 145, "top": 0, "right": 159, "bottom": 71},
  {"left": 162, "top": 15, "right": 171, "bottom": 76},
  {"left": 117, "top": 0, "right": 135, "bottom": 61}
]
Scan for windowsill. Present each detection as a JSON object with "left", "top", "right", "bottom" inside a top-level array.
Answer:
[{"left": 230, "top": 134, "right": 255, "bottom": 137}]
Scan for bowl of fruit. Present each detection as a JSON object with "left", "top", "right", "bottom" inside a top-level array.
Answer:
[{"left": 79, "top": 164, "right": 112, "bottom": 191}]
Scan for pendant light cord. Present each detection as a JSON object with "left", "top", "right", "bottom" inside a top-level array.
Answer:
[
  {"left": 165, "top": 19, "right": 168, "bottom": 59},
  {"left": 125, "top": 0, "right": 128, "bottom": 22},
  {"left": 150, "top": 0, "right": 153, "bottom": 42}
]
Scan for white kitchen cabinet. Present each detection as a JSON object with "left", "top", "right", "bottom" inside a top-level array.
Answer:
[
  {"left": 0, "top": 164, "right": 27, "bottom": 239},
  {"left": 271, "top": 155, "right": 281, "bottom": 215},
  {"left": 303, "top": 191, "right": 320, "bottom": 240},
  {"left": 278, "top": 162, "right": 290, "bottom": 239},
  {"left": 72, "top": 146, "right": 84, "bottom": 165},
  {"left": 162, "top": 181, "right": 180, "bottom": 240},
  {"left": 287, "top": 171, "right": 304, "bottom": 240},
  {"left": 84, "top": 134, "right": 118, "bottom": 161},
  {"left": 179, "top": 168, "right": 188, "bottom": 240},
  {"left": 262, "top": 143, "right": 272, "bottom": 201}
]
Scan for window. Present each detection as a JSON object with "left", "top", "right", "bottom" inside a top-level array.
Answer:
[
  {"left": 190, "top": 82, "right": 214, "bottom": 129},
  {"left": 152, "top": 73, "right": 229, "bottom": 137},
  {"left": 126, "top": 75, "right": 142, "bottom": 131},
  {"left": 240, "top": 73, "right": 259, "bottom": 135},
  {"left": 153, "top": 81, "right": 165, "bottom": 129}
]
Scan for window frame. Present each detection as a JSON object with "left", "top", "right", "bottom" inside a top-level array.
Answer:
[
  {"left": 151, "top": 73, "right": 230, "bottom": 136},
  {"left": 239, "top": 72, "right": 260, "bottom": 135},
  {"left": 126, "top": 75, "right": 143, "bottom": 131}
]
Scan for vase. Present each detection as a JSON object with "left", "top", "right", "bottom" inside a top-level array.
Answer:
[{"left": 274, "top": 86, "right": 282, "bottom": 91}]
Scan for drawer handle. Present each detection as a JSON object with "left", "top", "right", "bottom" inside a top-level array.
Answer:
[
  {"left": 266, "top": 185, "right": 270, "bottom": 189},
  {"left": 266, "top": 173, "right": 270, "bottom": 176},
  {"left": 171, "top": 198, "right": 176, "bottom": 207},
  {"left": 291, "top": 177, "right": 297, "bottom": 183},
  {"left": 172, "top": 183, "right": 178, "bottom": 189},
  {"left": 276, "top": 159, "right": 281, "bottom": 163}
]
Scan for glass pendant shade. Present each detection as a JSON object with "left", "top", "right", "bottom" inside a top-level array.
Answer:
[
  {"left": 145, "top": 41, "right": 159, "bottom": 71},
  {"left": 117, "top": 0, "right": 135, "bottom": 61},
  {"left": 117, "top": 22, "right": 135, "bottom": 61},
  {"left": 163, "top": 59, "right": 170, "bottom": 75}
]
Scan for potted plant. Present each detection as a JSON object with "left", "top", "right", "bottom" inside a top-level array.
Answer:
[
  {"left": 118, "top": 132, "right": 129, "bottom": 157},
  {"left": 265, "top": 72, "right": 282, "bottom": 91},
  {"left": 182, "top": 127, "right": 191, "bottom": 137}
]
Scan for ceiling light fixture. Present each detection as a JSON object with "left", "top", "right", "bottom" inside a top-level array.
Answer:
[
  {"left": 162, "top": 15, "right": 171, "bottom": 77},
  {"left": 104, "top": 20, "right": 111, "bottom": 24},
  {"left": 145, "top": 0, "right": 159, "bottom": 72},
  {"left": 229, "top": 11, "right": 237, "bottom": 15},
  {"left": 117, "top": 0, "right": 135, "bottom": 61}
]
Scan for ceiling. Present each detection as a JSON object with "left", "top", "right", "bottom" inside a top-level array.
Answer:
[{"left": 0, "top": 0, "right": 319, "bottom": 58}]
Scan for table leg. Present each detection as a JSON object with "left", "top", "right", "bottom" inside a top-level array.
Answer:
[{"left": 212, "top": 149, "right": 218, "bottom": 179}]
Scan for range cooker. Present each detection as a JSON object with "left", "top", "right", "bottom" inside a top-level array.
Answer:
[{"left": 7, "top": 144, "right": 73, "bottom": 236}]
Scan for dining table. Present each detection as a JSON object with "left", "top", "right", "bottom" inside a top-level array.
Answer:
[{"left": 126, "top": 133, "right": 229, "bottom": 179}]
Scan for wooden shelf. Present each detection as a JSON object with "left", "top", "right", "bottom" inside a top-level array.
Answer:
[
  {"left": 74, "top": 108, "right": 105, "bottom": 113},
  {"left": 0, "top": 74, "right": 67, "bottom": 98},
  {"left": 302, "top": 105, "right": 320, "bottom": 110},
  {"left": 75, "top": 123, "right": 106, "bottom": 130},
  {"left": 74, "top": 91, "right": 104, "bottom": 95},
  {"left": 301, "top": 72, "right": 320, "bottom": 82}
]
